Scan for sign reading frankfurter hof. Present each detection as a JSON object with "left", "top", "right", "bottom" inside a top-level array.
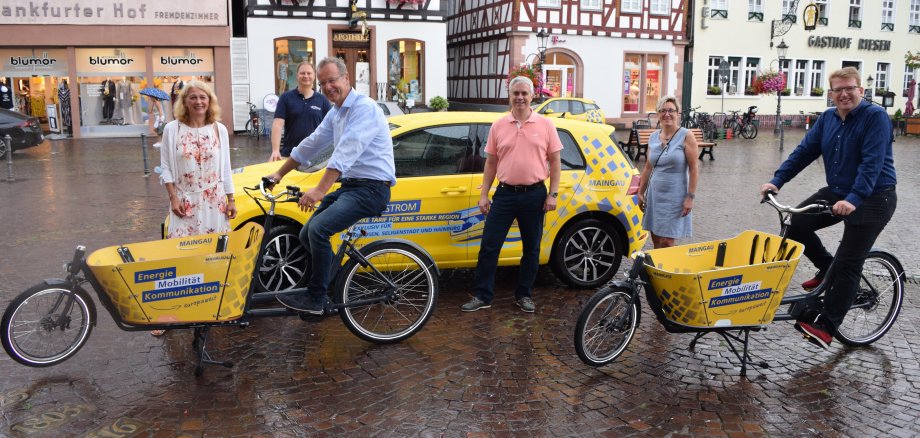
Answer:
[{"left": 0, "top": 0, "right": 228, "bottom": 26}]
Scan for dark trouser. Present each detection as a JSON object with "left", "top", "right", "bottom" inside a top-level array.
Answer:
[
  {"left": 102, "top": 97, "right": 114, "bottom": 119},
  {"left": 787, "top": 186, "right": 897, "bottom": 331},
  {"left": 299, "top": 180, "right": 390, "bottom": 301},
  {"left": 473, "top": 184, "right": 547, "bottom": 303}
]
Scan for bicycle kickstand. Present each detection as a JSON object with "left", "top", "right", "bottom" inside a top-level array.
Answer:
[{"left": 192, "top": 326, "right": 234, "bottom": 377}]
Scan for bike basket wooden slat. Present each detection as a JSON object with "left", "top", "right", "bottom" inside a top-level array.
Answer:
[
  {"left": 86, "top": 223, "right": 264, "bottom": 325},
  {"left": 642, "top": 230, "right": 803, "bottom": 328}
]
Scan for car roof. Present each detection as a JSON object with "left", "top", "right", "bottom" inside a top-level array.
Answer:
[{"left": 387, "top": 111, "right": 613, "bottom": 133}]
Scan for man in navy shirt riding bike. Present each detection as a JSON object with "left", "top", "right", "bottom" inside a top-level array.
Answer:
[{"left": 760, "top": 67, "right": 897, "bottom": 349}]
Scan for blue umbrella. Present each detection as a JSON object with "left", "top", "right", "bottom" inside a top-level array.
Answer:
[{"left": 140, "top": 87, "right": 169, "bottom": 101}]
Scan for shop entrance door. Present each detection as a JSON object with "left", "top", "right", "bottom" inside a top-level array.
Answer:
[
  {"left": 333, "top": 46, "right": 371, "bottom": 96},
  {"left": 543, "top": 66, "right": 574, "bottom": 98}
]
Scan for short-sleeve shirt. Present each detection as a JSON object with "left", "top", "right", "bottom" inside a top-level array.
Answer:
[
  {"left": 274, "top": 89, "right": 332, "bottom": 156},
  {"left": 485, "top": 111, "right": 563, "bottom": 185}
]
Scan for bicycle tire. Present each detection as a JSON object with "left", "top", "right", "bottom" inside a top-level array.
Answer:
[
  {"left": 1, "top": 282, "right": 95, "bottom": 367},
  {"left": 834, "top": 251, "right": 904, "bottom": 346},
  {"left": 574, "top": 286, "right": 638, "bottom": 367},
  {"left": 246, "top": 120, "right": 259, "bottom": 138},
  {"left": 335, "top": 242, "right": 438, "bottom": 344},
  {"left": 741, "top": 123, "right": 757, "bottom": 139}
]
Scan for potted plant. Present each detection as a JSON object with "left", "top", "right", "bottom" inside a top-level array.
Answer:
[
  {"left": 875, "top": 87, "right": 887, "bottom": 96},
  {"left": 429, "top": 96, "right": 449, "bottom": 112},
  {"left": 707, "top": 86, "right": 721, "bottom": 95},
  {"left": 744, "top": 86, "right": 757, "bottom": 96},
  {"left": 780, "top": 88, "right": 791, "bottom": 96},
  {"left": 811, "top": 87, "right": 824, "bottom": 96}
]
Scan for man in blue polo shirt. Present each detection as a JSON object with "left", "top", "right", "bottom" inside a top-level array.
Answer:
[
  {"left": 760, "top": 66, "right": 897, "bottom": 349},
  {"left": 269, "top": 61, "right": 332, "bottom": 161}
]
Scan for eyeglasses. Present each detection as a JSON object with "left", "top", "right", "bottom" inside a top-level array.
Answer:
[
  {"left": 318, "top": 76, "right": 343, "bottom": 87},
  {"left": 658, "top": 109, "right": 678, "bottom": 115},
  {"left": 830, "top": 86, "right": 860, "bottom": 94}
]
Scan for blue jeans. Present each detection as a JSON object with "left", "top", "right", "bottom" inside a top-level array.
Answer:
[
  {"left": 473, "top": 185, "right": 547, "bottom": 303},
  {"left": 787, "top": 186, "right": 897, "bottom": 331},
  {"left": 299, "top": 180, "right": 390, "bottom": 301}
]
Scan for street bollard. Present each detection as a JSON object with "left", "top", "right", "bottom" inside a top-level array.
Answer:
[
  {"left": 4, "top": 134, "right": 13, "bottom": 182},
  {"left": 140, "top": 133, "right": 150, "bottom": 176}
]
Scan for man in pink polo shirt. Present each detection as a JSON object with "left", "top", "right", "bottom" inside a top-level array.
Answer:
[{"left": 461, "top": 76, "right": 563, "bottom": 313}]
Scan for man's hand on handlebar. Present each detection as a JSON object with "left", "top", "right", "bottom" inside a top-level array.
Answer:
[
  {"left": 759, "top": 183, "right": 779, "bottom": 199},
  {"left": 832, "top": 200, "right": 856, "bottom": 216},
  {"left": 298, "top": 188, "right": 325, "bottom": 212}
]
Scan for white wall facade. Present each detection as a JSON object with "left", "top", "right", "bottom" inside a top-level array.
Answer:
[
  {"left": 692, "top": 0, "right": 919, "bottom": 117},
  {"left": 246, "top": 17, "right": 447, "bottom": 109}
]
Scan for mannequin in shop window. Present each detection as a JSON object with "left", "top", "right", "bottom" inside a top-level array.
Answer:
[
  {"left": 115, "top": 76, "right": 133, "bottom": 124},
  {"left": 170, "top": 78, "right": 185, "bottom": 103},
  {"left": 100, "top": 77, "right": 116, "bottom": 121},
  {"left": 0, "top": 78, "right": 13, "bottom": 110},
  {"left": 19, "top": 81, "right": 31, "bottom": 115},
  {"left": 277, "top": 54, "right": 289, "bottom": 95},
  {"left": 58, "top": 79, "right": 72, "bottom": 135}
]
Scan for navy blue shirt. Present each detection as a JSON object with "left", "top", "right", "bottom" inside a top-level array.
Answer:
[
  {"left": 274, "top": 88, "right": 332, "bottom": 156},
  {"left": 770, "top": 100, "right": 896, "bottom": 208}
]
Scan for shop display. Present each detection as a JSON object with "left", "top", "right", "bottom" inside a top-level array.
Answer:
[
  {"left": 0, "top": 78, "right": 13, "bottom": 110},
  {"left": 58, "top": 79, "right": 72, "bottom": 133},
  {"left": 101, "top": 77, "right": 116, "bottom": 120}
]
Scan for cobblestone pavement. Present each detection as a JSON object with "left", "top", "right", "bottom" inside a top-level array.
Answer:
[{"left": 0, "top": 129, "right": 918, "bottom": 437}]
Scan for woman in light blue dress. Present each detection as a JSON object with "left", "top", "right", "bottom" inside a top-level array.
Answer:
[{"left": 637, "top": 96, "right": 700, "bottom": 248}]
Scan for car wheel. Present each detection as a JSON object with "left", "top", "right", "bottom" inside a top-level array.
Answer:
[
  {"left": 0, "top": 139, "right": 8, "bottom": 159},
  {"left": 257, "top": 225, "right": 310, "bottom": 292},
  {"left": 550, "top": 218, "right": 623, "bottom": 288}
]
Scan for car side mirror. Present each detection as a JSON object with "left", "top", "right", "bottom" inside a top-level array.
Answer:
[{"left": 544, "top": 108, "right": 554, "bottom": 114}]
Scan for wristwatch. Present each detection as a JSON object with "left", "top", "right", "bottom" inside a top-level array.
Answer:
[
  {"left": 549, "top": 192, "right": 558, "bottom": 198},
  {"left": 685, "top": 193, "right": 695, "bottom": 199}
]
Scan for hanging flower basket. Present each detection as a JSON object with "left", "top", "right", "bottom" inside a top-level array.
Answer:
[
  {"left": 752, "top": 70, "right": 786, "bottom": 95},
  {"left": 507, "top": 63, "right": 550, "bottom": 97},
  {"left": 388, "top": 0, "right": 425, "bottom": 7}
]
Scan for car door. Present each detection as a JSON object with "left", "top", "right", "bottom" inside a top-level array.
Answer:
[
  {"left": 467, "top": 123, "right": 587, "bottom": 261},
  {"left": 387, "top": 123, "right": 475, "bottom": 264}
]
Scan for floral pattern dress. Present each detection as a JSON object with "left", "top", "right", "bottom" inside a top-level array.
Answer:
[{"left": 160, "top": 122, "right": 233, "bottom": 238}]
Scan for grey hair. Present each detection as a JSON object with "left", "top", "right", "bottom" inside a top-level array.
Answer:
[
  {"left": 655, "top": 95, "right": 681, "bottom": 114},
  {"left": 508, "top": 76, "right": 535, "bottom": 95},
  {"left": 318, "top": 57, "right": 347, "bottom": 76}
]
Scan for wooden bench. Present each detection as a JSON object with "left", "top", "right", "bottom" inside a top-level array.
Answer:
[{"left": 618, "top": 128, "right": 717, "bottom": 161}]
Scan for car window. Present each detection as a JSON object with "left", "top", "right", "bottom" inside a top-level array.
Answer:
[
  {"left": 377, "top": 103, "right": 390, "bottom": 116},
  {"left": 586, "top": 103, "right": 600, "bottom": 111},
  {"left": 570, "top": 101, "right": 586, "bottom": 115},
  {"left": 476, "top": 123, "right": 585, "bottom": 171},
  {"left": 557, "top": 130, "right": 586, "bottom": 170},
  {"left": 546, "top": 100, "right": 568, "bottom": 114},
  {"left": 392, "top": 125, "right": 472, "bottom": 177}
]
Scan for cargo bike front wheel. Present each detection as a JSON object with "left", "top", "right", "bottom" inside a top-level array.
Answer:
[
  {"left": 574, "top": 286, "right": 639, "bottom": 367},
  {"left": 1, "top": 282, "right": 96, "bottom": 367}
]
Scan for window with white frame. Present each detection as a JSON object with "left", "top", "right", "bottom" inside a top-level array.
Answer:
[
  {"left": 779, "top": 59, "right": 791, "bottom": 92},
  {"left": 911, "top": 0, "right": 920, "bottom": 28},
  {"left": 744, "top": 58, "right": 760, "bottom": 94},
  {"left": 621, "top": 0, "right": 641, "bottom": 13},
  {"left": 810, "top": 61, "right": 825, "bottom": 95},
  {"left": 815, "top": 0, "right": 828, "bottom": 24},
  {"left": 782, "top": 0, "right": 794, "bottom": 14},
  {"left": 538, "top": 0, "right": 561, "bottom": 7},
  {"left": 903, "top": 65, "right": 916, "bottom": 94},
  {"left": 708, "top": 56, "right": 723, "bottom": 90},
  {"left": 581, "top": 0, "right": 602, "bottom": 11},
  {"left": 488, "top": 41, "right": 497, "bottom": 75},
  {"left": 876, "top": 62, "right": 890, "bottom": 90},
  {"left": 792, "top": 60, "right": 808, "bottom": 96},
  {"left": 650, "top": 0, "right": 669, "bottom": 15},
  {"left": 849, "top": 0, "right": 862, "bottom": 27},
  {"left": 882, "top": 0, "right": 895, "bottom": 30},
  {"left": 725, "top": 57, "right": 741, "bottom": 95},
  {"left": 749, "top": 0, "right": 763, "bottom": 13}
]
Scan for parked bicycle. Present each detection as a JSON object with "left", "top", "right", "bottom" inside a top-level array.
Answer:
[
  {"left": 728, "top": 106, "right": 759, "bottom": 139},
  {"left": 245, "top": 101, "right": 261, "bottom": 138},
  {"left": 680, "top": 106, "right": 700, "bottom": 129},
  {"left": 1, "top": 178, "right": 439, "bottom": 376},
  {"left": 574, "top": 191, "right": 904, "bottom": 375}
]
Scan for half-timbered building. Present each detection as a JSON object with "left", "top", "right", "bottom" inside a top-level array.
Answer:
[
  {"left": 447, "top": 0, "right": 688, "bottom": 125},
  {"left": 241, "top": 0, "right": 447, "bottom": 122}
]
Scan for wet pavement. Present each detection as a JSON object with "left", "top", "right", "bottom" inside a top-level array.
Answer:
[{"left": 1, "top": 129, "right": 919, "bottom": 437}]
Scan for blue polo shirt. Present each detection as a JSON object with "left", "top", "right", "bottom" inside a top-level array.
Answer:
[
  {"left": 771, "top": 100, "right": 896, "bottom": 208},
  {"left": 274, "top": 88, "right": 332, "bottom": 156}
]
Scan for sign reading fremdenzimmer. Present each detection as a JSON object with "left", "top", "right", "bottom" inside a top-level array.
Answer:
[{"left": 0, "top": 0, "right": 228, "bottom": 26}]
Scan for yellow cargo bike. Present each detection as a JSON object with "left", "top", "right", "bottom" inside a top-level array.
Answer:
[
  {"left": 2, "top": 179, "right": 439, "bottom": 376},
  {"left": 575, "top": 192, "right": 905, "bottom": 375}
]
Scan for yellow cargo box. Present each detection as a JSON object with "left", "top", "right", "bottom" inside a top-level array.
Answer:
[
  {"left": 643, "top": 230, "right": 803, "bottom": 329},
  {"left": 86, "top": 223, "right": 264, "bottom": 325}
]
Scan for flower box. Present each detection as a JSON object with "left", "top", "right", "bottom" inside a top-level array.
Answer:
[{"left": 906, "top": 118, "right": 920, "bottom": 135}]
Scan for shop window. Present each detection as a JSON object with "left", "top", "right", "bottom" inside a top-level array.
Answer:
[
  {"left": 387, "top": 40, "right": 425, "bottom": 106},
  {"left": 274, "top": 37, "right": 316, "bottom": 96},
  {"left": 623, "top": 54, "right": 642, "bottom": 113},
  {"left": 644, "top": 55, "right": 662, "bottom": 113},
  {"left": 622, "top": 53, "right": 664, "bottom": 114}
]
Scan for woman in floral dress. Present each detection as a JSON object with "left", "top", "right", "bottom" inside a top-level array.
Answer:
[{"left": 159, "top": 80, "right": 236, "bottom": 238}]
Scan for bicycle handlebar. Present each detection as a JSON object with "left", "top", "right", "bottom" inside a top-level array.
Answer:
[{"left": 761, "top": 191, "right": 831, "bottom": 215}]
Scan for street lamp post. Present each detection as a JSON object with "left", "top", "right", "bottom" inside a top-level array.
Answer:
[
  {"left": 775, "top": 40, "right": 788, "bottom": 151},
  {"left": 536, "top": 28, "right": 549, "bottom": 103},
  {"left": 865, "top": 75, "right": 875, "bottom": 103}
]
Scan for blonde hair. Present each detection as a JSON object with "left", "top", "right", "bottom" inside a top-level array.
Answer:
[
  {"left": 829, "top": 66, "right": 861, "bottom": 87},
  {"left": 173, "top": 80, "right": 221, "bottom": 125},
  {"left": 656, "top": 95, "right": 681, "bottom": 114}
]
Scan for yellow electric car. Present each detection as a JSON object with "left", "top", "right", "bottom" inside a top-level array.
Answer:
[
  {"left": 533, "top": 97, "right": 607, "bottom": 124},
  {"left": 229, "top": 112, "right": 646, "bottom": 291}
]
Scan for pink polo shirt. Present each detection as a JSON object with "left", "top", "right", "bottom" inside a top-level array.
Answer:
[{"left": 485, "top": 111, "right": 563, "bottom": 186}]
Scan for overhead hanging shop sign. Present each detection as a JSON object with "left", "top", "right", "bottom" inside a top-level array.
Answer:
[
  {"left": 0, "top": 48, "right": 69, "bottom": 76},
  {"left": 152, "top": 48, "right": 214, "bottom": 76},
  {"left": 0, "top": 0, "right": 227, "bottom": 26},
  {"left": 75, "top": 48, "right": 146, "bottom": 76}
]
